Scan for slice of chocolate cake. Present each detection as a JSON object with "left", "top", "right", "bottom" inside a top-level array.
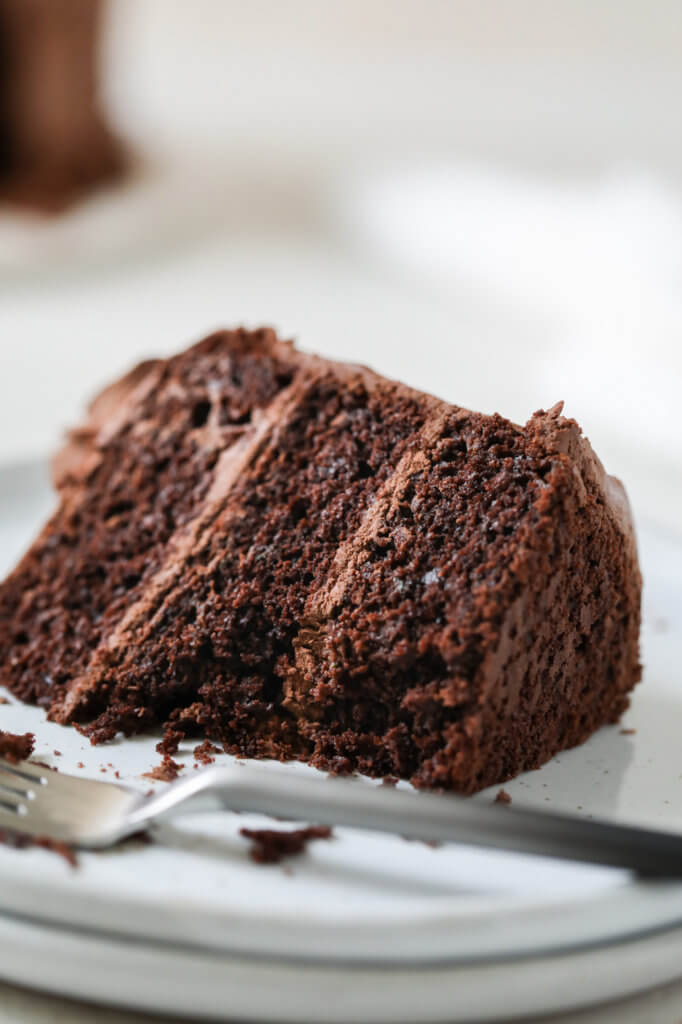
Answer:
[
  {"left": 0, "top": 0, "right": 124, "bottom": 210},
  {"left": 0, "top": 329, "right": 642, "bottom": 792}
]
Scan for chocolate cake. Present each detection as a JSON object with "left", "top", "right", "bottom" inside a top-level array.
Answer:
[
  {"left": 0, "top": 0, "right": 124, "bottom": 210},
  {"left": 0, "top": 329, "right": 642, "bottom": 793}
]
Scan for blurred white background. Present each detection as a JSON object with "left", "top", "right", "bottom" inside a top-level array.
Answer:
[{"left": 0, "top": 0, "right": 681, "bottom": 530}]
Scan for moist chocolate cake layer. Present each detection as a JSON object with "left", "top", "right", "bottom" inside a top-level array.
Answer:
[{"left": 0, "top": 329, "right": 642, "bottom": 792}]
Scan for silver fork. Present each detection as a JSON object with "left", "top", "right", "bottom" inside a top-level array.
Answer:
[{"left": 1, "top": 756, "right": 682, "bottom": 875}]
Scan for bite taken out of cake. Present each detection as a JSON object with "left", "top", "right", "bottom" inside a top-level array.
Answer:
[{"left": 0, "top": 329, "right": 642, "bottom": 793}]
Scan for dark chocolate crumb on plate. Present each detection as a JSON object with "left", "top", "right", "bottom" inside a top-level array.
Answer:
[
  {"left": 495, "top": 788, "right": 512, "bottom": 805},
  {"left": 144, "top": 754, "right": 184, "bottom": 782},
  {"left": 156, "top": 728, "right": 185, "bottom": 758},
  {"left": 193, "top": 740, "right": 222, "bottom": 765},
  {"left": 0, "top": 730, "right": 35, "bottom": 764},
  {"left": 240, "top": 825, "right": 333, "bottom": 864}
]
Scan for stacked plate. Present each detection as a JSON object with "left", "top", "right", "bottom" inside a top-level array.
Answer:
[{"left": 1, "top": 460, "right": 681, "bottom": 1022}]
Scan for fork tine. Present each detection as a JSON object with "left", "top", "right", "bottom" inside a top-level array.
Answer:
[
  {"left": 0, "top": 801, "right": 76, "bottom": 842},
  {"left": 0, "top": 758, "right": 48, "bottom": 783},
  {"left": 0, "top": 788, "right": 23, "bottom": 810},
  {"left": 0, "top": 804, "right": 36, "bottom": 838},
  {"left": 0, "top": 767, "right": 32, "bottom": 796}
]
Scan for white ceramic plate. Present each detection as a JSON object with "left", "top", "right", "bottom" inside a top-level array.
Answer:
[
  {"left": 4, "top": 911, "right": 682, "bottom": 1024},
  {"left": 1, "top": 459, "right": 682, "bottom": 1020}
]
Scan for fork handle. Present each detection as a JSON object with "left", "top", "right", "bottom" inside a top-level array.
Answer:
[{"left": 131, "top": 764, "right": 682, "bottom": 877}]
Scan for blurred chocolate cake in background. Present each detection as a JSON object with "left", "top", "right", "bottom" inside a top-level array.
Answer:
[{"left": 0, "top": 0, "right": 124, "bottom": 211}]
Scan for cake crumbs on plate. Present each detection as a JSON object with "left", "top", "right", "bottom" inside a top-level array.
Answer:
[
  {"left": 144, "top": 754, "right": 184, "bottom": 782},
  {"left": 620, "top": 728, "right": 637, "bottom": 735},
  {"left": 495, "top": 788, "right": 512, "bottom": 805},
  {"left": 240, "top": 825, "right": 333, "bottom": 864},
  {"left": 156, "top": 727, "right": 185, "bottom": 758},
  {"left": 0, "top": 729, "right": 35, "bottom": 764},
  {"left": 193, "top": 740, "right": 222, "bottom": 765}
]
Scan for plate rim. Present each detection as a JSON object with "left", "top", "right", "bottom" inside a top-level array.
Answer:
[{"left": 2, "top": 905, "right": 682, "bottom": 1023}]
